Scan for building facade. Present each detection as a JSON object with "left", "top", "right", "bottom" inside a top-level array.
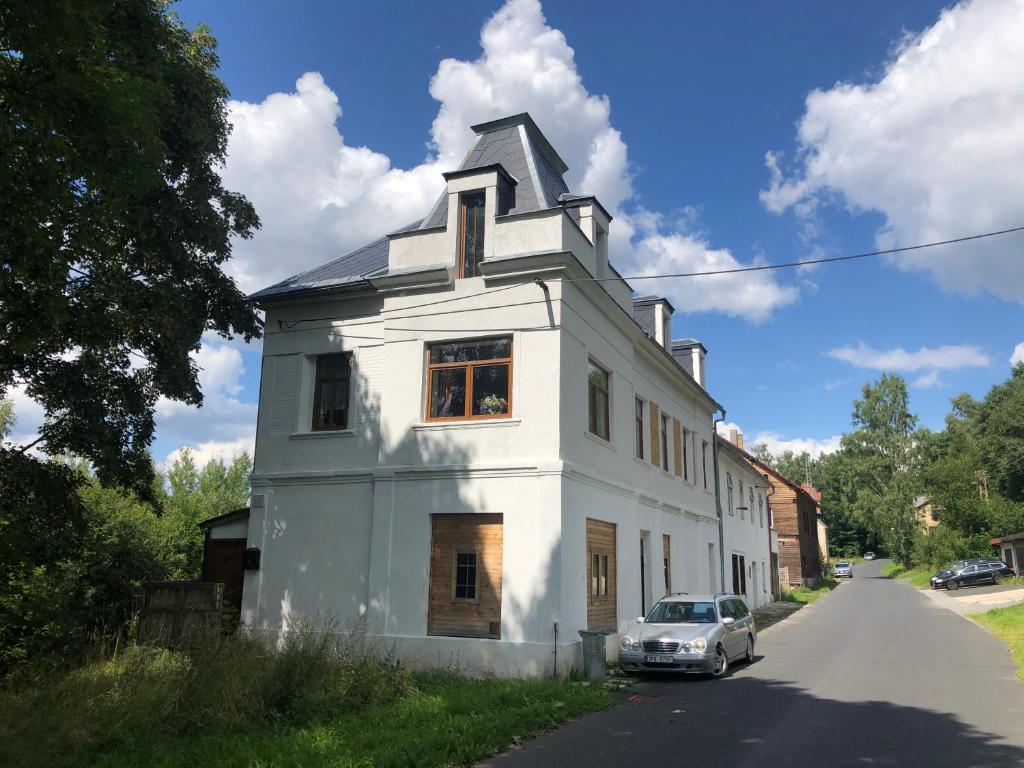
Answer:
[{"left": 233, "top": 113, "right": 771, "bottom": 675}]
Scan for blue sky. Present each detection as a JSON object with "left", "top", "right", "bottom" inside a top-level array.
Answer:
[{"left": 81, "top": 0, "right": 1022, "bottom": 465}]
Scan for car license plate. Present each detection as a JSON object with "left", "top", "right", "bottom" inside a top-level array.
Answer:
[{"left": 644, "top": 654, "right": 674, "bottom": 664}]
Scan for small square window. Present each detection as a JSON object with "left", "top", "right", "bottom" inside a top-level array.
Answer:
[{"left": 454, "top": 552, "right": 478, "bottom": 601}]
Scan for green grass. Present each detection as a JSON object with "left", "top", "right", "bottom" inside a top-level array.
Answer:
[
  {"left": 971, "top": 603, "right": 1024, "bottom": 680},
  {"left": 781, "top": 578, "right": 839, "bottom": 605},
  {"left": 881, "top": 563, "right": 936, "bottom": 589},
  {"left": 0, "top": 627, "right": 610, "bottom": 768}
]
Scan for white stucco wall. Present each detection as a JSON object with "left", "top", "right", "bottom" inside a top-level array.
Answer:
[
  {"left": 247, "top": 170, "right": 742, "bottom": 675},
  {"left": 718, "top": 445, "right": 773, "bottom": 609}
]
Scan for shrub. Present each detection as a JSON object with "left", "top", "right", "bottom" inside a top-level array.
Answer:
[{"left": 0, "top": 620, "right": 413, "bottom": 768}]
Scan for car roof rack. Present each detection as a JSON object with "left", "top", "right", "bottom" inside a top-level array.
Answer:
[{"left": 670, "top": 591, "right": 688, "bottom": 596}]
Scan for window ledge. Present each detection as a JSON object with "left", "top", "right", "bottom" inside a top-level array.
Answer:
[
  {"left": 289, "top": 430, "right": 356, "bottom": 440},
  {"left": 584, "top": 430, "right": 615, "bottom": 451},
  {"left": 633, "top": 456, "right": 651, "bottom": 468},
  {"left": 413, "top": 417, "right": 521, "bottom": 431}
]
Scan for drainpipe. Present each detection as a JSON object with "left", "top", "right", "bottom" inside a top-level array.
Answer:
[{"left": 712, "top": 410, "right": 726, "bottom": 592}]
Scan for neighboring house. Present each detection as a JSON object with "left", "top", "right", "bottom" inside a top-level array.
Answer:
[
  {"left": 723, "top": 443, "right": 820, "bottom": 586},
  {"left": 717, "top": 434, "right": 774, "bottom": 609},
  {"left": 801, "top": 484, "right": 830, "bottom": 567},
  {"left": 236, "top": 113, "right": 745, "bottom": 675},
  {"left": 992, "top": 532, "right": 1024, "bottom": 573},
  {"left": 915, "top": 495, "right": 940, "bottom": 529}
]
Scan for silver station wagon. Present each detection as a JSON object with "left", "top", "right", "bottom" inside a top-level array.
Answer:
[{"left": 618, "top": 593, "right": 757, "bottom": 678}]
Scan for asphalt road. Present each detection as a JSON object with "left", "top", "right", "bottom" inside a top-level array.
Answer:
[{"left": 482, "top": 559, "right": 1024, "bottom": 768}]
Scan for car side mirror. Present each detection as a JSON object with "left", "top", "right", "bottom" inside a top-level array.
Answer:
[
  {"left": 635, "top": 617, "right": 645, "bottom": 623},
  {"left": 722, "top": 617, "right": 735, "bottom": 626}
]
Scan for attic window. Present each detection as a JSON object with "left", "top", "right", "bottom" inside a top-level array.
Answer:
[{"left": 459, "top": 192, "right": 486, "bottom": 278}]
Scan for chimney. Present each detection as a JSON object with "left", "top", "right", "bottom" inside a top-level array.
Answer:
[
  {"left": 737, "top": 431, "right": 744, "bottom": 450},
  {"left": 729, "top": 427, "right": 739, "bottom": 445},
  {"left": 670, "top": 339, "right": 708, "bottom": 388},
  {"left": 631, "top": 296, "right": 674, "bottom": 349}
]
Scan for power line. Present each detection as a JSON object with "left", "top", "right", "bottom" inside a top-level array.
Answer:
[
  {"left": 274, "top": 225, "right": 1024, "bottom": 329},
  {"left": 555, "top": 225, "right": 1024, "bottom": 283}
]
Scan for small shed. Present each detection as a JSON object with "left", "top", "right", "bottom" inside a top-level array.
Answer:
[
  {"left": 199, "top": 507, "right": 251, "bottom": 614},
  {"left": 992, "top": 532, "right": 1024, "bottom": 573}
]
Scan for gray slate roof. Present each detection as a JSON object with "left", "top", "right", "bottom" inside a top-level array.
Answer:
[{"left": 252, "top": 113, "right": 575, "bottom": 302}]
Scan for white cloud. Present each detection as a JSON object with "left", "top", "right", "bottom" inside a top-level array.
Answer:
[
  {"left": 762, "top": 0, "right": 1024, "bottom": 303},
  {"left": 912, "top": 371, "right": 946, "bottom": 389},
  {"left": 2, "top": 383, "right": 46, "bottom": 451},
  {"left": 718, "top": 420, "right": 840, "bottom": 459},
  {"left": 1011, "top": 342, "right": 1024, "bottom": 366},
  {"left": 823, "top": 378, "right": 848, "bottom": 392},
  {"left": 751, "top": 432, "right": 842, "bottom": 459},
  {"left": 221, "top": 0, "right": 796, "bottom": 321},
  {"left": 155, "top": 343, "right": 256, "bottom": 460},
  {"left": 827, "top": 342, "right": 991, "bottom": 371},
  {"left": 163, "top": 436, "right": 254, "bottom": 469}
]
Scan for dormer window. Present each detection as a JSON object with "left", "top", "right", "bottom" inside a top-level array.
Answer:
[{"left": 459, "top": 192, "right": 486, "bottom": 278}]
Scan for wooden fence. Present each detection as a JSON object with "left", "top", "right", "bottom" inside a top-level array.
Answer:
[{"left": 137, "top": 581, "right": 224, "bottom": 647}]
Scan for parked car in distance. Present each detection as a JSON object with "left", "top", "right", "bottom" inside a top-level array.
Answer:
[
  {"left": 834, "top": 560, "right": 853, "bottom": 578},
  {"left": 618, "top": 593, "right": 756, "bottom": 678},
  {"left": 936, "top": 561, "right": 1015, "bottom": 591},
  {"left": 864, "top": 552, "right": 876, "bottom": 561}
]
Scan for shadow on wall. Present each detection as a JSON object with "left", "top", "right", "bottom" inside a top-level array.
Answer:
[
  {"left": 261, "top": 335, "right": 564, "bottom": 675},
  {"left": 482, "top": 676, "right": 1024, "bottom": 765}
]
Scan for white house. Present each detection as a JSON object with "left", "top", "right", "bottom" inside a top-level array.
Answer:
[
  {"left": 232, "top": 113, "right": 770, "bottom": 675},
  {"left": 716, "top": 432, "right": 774, "bottom": 609}
]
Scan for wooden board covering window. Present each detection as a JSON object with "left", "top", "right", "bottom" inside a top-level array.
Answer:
[
  {"left": 663, "top": 534, "right": 672, "bottom": 596},
  {"left": 672, "top": 418, "right": 682, "bottom": 477},
  {"left": 586, "top": 518, "right": 617, "bottom": 631},
  {"left": 649, "top": 402, "right": 660, "bottom": 467},
  {"left": 428, "top": 514, "right": 503, "bottom": 638}
]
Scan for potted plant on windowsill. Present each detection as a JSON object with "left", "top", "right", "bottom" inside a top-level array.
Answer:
[{"left": 477, "top": 394, "right": 508, "bottom": 415}]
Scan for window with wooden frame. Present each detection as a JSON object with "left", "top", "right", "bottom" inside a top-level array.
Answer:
[
  {"left": 739, "top": 480, "right": 745, "bottom": 520},
  {"left": 727, "top": 473, "right": 734, "bottom": 515},
  {"left": 702, "top": 440, "right": 709, "bottom": 489},
  {"left": 634, "top": 396, "right": 645, "bottom": 459},
  {"left": 588, "top": 361, "right": 610, "bottom": 440},
  {"left": 659, "top": 414, "right": 670, "bottom": 471},
  {"left": 312, "top": 353, "right": 352, "bottom": 431},
  {"left": 591, "top": 553, "right": 609, "bottom": 597},
  {"left": 458, "top": 192, "right": 487, "bottom": 278},
  {"left": 749, "top": 488, "right": 755, "bottom": 525},
  {"left": 426, "top": 337, "right": 511, "bottom": 421},
  {"left": 453, "top": 552, "right": 478, "bottom": 601},
  {"left": 758, "top": 493, "right": 764, "bottom": 527}
]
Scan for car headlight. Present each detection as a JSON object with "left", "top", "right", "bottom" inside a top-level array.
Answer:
[
  {"left": 692, "top": 637, "right": 708, "bottom": 653},
  {"left": 621, "top": 635, "right": 634, "bottom": 651}
]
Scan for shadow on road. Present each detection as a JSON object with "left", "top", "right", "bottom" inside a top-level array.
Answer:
[{"left": 483, "top": 673, "right": 1024, "bottom": 766}]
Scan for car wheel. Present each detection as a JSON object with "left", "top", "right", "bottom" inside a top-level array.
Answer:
[
  {"left": 947, "top": 579, "right": 960, "bottom": 591},
  {"left": 994, "top": 575, "right": 1003, "bottom": 585},
  {"left": 744, "top": 636, "right": 754, "bottom": 664},
  {"left": 711, "top": 645, "right": 728, "bottom": 678}
]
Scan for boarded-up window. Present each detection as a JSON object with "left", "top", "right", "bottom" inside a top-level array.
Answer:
[
  {"left": 428, "top": 514, "right": 503, "bottom": 638},
  {"left": 663, "top": 534, "right": 672, "bottom": 596},
  {"left": 587, "top": 518, "right": 617, "bottom": 631}
]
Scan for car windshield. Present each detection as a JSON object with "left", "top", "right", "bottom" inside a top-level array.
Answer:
[
  {"left": 837, "top": 562, "right": 850, "bottom": 567},
  {"left": 646, "top": 601, "right": 718, "bottom": 624}
]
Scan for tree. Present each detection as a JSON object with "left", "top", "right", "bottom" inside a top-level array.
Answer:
[
  {"left": 0, "top": 398, "right": 12, "bottom": 437},
  {"left": 842, "top": 375, "right": 921, "bottom": 567},
  {"left": 1, "top": 0, "right": 260, "bottom": 496}
]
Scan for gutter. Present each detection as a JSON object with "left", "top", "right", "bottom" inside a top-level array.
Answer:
[{"left": 712, "top": 410, "right": 727, "bottom": 593}]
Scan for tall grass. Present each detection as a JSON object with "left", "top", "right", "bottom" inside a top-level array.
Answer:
[{"left": 0, "top": 619, "right": 412, "bottom": 768}]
